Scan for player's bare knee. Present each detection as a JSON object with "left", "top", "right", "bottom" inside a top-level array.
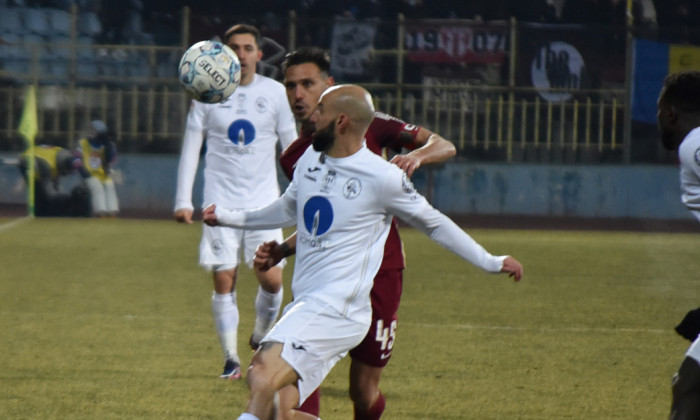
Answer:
[
  {"left": 247, "top": 365, "right": 277, "bottom": 400},
  {"left": 257, "top": 267, "right": 283, "bottom": 293}
]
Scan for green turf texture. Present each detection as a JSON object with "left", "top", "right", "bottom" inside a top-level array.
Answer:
[{"left": 0, "top": 217, "right": 697, "bottom": 419}]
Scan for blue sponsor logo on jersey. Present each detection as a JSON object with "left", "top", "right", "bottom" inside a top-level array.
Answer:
[
  {"left": 228, "top": 119, "right": 256, "bottom": 145},
  {"left": 303, "top": 196, "right": 333, "bottom": 236}
]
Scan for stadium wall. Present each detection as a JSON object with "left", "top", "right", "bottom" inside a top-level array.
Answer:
[{"left": 0, "top": 153, "right": 692, "bottom": 221}]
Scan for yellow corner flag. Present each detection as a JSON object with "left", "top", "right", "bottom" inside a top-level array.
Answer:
[
  {"left": 18, "top": 85, "right": 38, "bottom": 217},
  {"left": 18, "top": 85, "right": 38, "bottom": 146}
]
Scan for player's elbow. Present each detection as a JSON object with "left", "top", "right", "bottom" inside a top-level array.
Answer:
[{"left": 443, "top": 140, "right": 457, "bottom": 158}]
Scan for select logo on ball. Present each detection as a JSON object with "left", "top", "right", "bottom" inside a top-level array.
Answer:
[{"left": 197, "top": 58, "right": 227, "bottom": 88}]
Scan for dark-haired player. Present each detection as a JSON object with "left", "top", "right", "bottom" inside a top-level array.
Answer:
[
  {"left": 657, "top": 70, "right": 700, "bottom": 419},
  {"left": 174, "top": 24, "right": 297, "bottom": 381}
]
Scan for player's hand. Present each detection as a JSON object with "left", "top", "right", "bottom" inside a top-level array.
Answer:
[
  {"left": 390, "top": 154, "right": 421, "bottom": 178},
  {"left": 501, "top": 256, "right": 523, "bottom": 282},
  {"left": 174, "top": 208, "right": 194, "bottom": 224},
  {"left": 202, "top": 204, "right": 219, "bottom": 226},
  {"left": 254, "top": 240, "right": 284, "bottom": 272}
]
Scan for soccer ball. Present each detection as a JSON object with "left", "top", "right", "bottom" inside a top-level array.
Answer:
[{"left": 178, "top": 40, "right": 241, "bottom": 104}]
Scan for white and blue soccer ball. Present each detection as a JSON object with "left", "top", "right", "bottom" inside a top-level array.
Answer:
[{"left": 178, "top": 40, "right": 241, "bottom": 104}]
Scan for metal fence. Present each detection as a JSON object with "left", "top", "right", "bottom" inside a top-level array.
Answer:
[{"left": 0, "top": 6, "right": 692, "bottom": 163}]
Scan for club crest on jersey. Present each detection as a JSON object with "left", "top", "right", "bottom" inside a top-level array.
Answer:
[
  {"left": 256, "top": 97, "right": 268, "bottom": 113},
  {"left": 343, "top": 178, "right": 362, "bottom": 199},
  {"left": 321, "top": 170, "right": 336, "bottom": 192},
  {"left": 236, "top": 93, "right": 247, "bottom": 114},
  {"left": 695, "top": 147, "right": 700, "bottom": 166},
  {"left": 401, "top": 173, "right": 416, "bottom": 194}
]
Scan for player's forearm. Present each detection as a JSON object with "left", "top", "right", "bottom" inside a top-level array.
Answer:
[
  {"left": 409, "top": 134, "right": 456, "bottom": 165},
  {"left": 280, "top": 232, "right": 298, "bottom": 257},
  {"left": 215, "top": 198, "right": 296, "bottom": 230},
  {"left": 174, "top": 130, "right": 203, "bottom": 210},
  {"left": 409, "top": 206, "right": 505, "bottom": 273}
]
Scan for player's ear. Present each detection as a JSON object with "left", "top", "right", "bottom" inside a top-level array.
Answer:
[
  {"left": 336, "top": 114, "right": 349, "bottom": 132},
  {"left": 667, "top": 105, "right": 679, "bottom": 124},
  {"left": 257, "top": 49, "right": 263, "bottom": 61},
  {"left": 326, "top": 76, "right": 335, "bottom": 89}
]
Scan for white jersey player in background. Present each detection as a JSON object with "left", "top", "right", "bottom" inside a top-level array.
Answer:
[
  {"left": 657, "top": 70, "right": 700, "bottom": 419},
  {"left": 174, "top": 24, "right": 297, "bottom": 380},
  {"left": 203, "top": 84, "right": 523, "bottom": 420}
]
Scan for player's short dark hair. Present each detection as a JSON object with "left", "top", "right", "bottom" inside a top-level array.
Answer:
[
  {"left": 661, "top": 71, "right": 700, "bottom": 113},
  {"left": 223, "top": 24, "right": 261, "bottom": 48},
  {"left": 282, "top": 46, "right": 331, "bottom": 76}
]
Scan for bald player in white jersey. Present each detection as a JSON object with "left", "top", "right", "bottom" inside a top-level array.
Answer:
[
  {"left": 174, "top": 24, "right": 297, "bottom": 380},
  {"left": 203, "top": 84, "right": 523, "bottom": 420}
]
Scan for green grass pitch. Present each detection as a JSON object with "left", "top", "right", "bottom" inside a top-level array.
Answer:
[{"left": 1, "top": 217, "right": 698, "bottom": 419}]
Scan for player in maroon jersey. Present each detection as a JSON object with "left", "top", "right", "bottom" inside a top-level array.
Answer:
[{"left": 253, "top": 46, "right": 456, "bottom": 420}]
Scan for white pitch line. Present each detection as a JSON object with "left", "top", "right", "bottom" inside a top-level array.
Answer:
[
  {"left": 0, "top": 311, "right": 671, "bottom": 335},
  {"left": 408, "top": 322, "right": 668, "bottom": 335},
  {"left": 0, "top": 216, "right": 31, "bottom": 233}
]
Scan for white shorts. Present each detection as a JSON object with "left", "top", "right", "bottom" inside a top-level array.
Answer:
[
  {"left": 199, "top": 224, "right": 284, "bottom": 271},
  {"left": 261, "top": 297, "right": 369, "bottom": 405},
  {"left": 686, "top": 335, "right": 700, "bottom": 363}
]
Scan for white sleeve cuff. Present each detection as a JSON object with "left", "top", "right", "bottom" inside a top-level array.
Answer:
[{"left": 215, "top": 206, "right": 246, "bottom": 228}]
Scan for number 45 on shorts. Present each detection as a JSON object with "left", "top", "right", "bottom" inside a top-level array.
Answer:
[{"left": 375, "top": 319, "right": 397, "bottom": 351}]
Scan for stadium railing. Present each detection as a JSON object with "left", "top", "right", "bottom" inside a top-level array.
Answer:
[{"left": 0, "top": 6, "right": 694, "bottom": 164}]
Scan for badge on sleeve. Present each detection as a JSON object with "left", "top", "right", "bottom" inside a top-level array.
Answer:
[
  {"left": 401, "top": 172, "right": 416, "bottom": 194},
  {"left": 695, "top": 146, "right": 700, "bottom": 166}
]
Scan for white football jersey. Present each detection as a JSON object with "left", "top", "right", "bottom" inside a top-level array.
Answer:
[
  {"left": 679, "top": 127, "right": 700, "bottom": 223},
  {"left": 175, "top": 74, "right": 297, "bottom": 211},
  {"left": 216, "top": 145, "right": 506, "bottom": 323}
]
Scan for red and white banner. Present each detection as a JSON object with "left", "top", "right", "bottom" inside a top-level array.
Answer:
[{"left": 404, "top": 23, "right": 508, "bottom": 64}]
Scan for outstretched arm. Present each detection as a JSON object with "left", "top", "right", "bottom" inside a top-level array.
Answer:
[
  {"left": 390, "top": 128, "right": 456, "bottom": 177},
  {"left": 202, "top": 191, "right": 297, "bottom": 230},
  {"left": 383, "top": 168, "right": 521, "bottom": 281}
]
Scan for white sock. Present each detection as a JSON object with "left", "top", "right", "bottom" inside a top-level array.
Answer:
[
  {"left": 253, "top": 286, "right": 283, "bottom": 340},
  {"left": 212, "top": 291, "right": 239, "bottom": 363},
  {"left": 237, "top": 414, "right": 260, "bottom": 420}
]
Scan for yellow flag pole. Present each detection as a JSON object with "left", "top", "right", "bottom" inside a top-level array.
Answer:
[{"left": 18, "top": 85, "right": 39, "bottom": 217}]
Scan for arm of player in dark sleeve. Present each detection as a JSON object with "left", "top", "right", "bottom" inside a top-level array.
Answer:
[
  {"left": 390, "top": 128, "right": 456, "bottom": 177},
  {"left": 254, "top": 232, "right": 298, "bottom": 272}
]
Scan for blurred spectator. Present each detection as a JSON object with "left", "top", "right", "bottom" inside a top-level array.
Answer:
[
  {"left": 508, "top": 0, "right": 558, "bottom": 23},
  {"left": 18, "top": 145, "right": 90, "bottom": 217},
  {"left": 399, "top": 0, "right": 431, "bottom": 19},
  {"left": 559, "top": 0, "right": 646, "bottom": 27},
  {"left": 654, "top": 0, "right": 700, "bottom": 43},
  {"left": 76, "top": 120, "right": 119, "bottom": 217},
  {"left": 256, "top": 35, "right": 286, "bottom": 80},
  {"left": 142, "top": 0, "right": 183, "bottom": 45},
  {"left": 97, "top": 1, "right": 129, "bottom": 45}
]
